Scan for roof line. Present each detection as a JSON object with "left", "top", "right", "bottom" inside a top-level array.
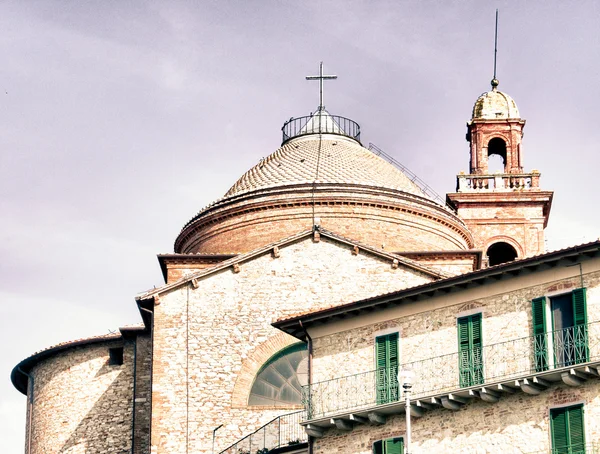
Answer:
[
  {"left": 138, "top": 227, "right": 448, "bottom": 302},
  {"left": 273, "top": 240, "right": 600, "bottom": 335}
]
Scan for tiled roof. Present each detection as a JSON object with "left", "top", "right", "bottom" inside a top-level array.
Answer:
[{"left": 224, "top": 135, "right": 429, "bottom": 199}]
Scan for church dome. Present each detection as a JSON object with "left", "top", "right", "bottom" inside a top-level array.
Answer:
[
  {"left": 175, "top": 111, "right": 473, "bottom": 255},
  {"left": 225, "top": 134, "right": 426, "bottom": 199},
  {"left": 472, "top": 81, "right": 520, "bottom": 120}
]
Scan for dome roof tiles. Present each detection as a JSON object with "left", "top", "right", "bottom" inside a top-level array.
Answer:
[
  {"left": 225, "top": 135, "right": 428, "bottom": 198},
  {"left": 472, "top": 87, "right": 520, "bottom": 120}
]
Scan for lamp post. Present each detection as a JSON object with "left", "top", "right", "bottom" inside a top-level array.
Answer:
[{"left": 398, "top": 368, "right": 415, "bottom": 454}]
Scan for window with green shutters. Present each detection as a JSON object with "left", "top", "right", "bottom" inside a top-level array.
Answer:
[
  {"left": 457, "top": 313, "right": 483, "bottom": 388},
  {"left": 373, "top": 437, "right": 404, "bottom": 454},
  {"left": 550, "top": 405, "right": 585, "bottom": 454},
  {"left": 532, "top": 288, "right": 589, "bottom": 373},
  {"left": 375, "top": 333, "right": 399, "bottom": 405}
]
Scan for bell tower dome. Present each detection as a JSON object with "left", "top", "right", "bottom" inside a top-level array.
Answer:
[
  {"left": 447, "top": 79, "right": 553, "bottom": 266},
  {"left": 468, "top": 78, "right": 524, "bottom": 175}
]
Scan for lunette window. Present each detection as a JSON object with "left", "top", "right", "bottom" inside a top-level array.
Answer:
[{"left": 248, "top": 343, "right": 308, "bottom": 407}]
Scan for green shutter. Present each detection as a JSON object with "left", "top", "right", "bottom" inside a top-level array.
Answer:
[
  {"left": 551, "top": 405, "right": 585, "bottom": 454},
  {"left": 385, "top": 437, "right": 404, "bottom": 454},
  {"left": 568, "top": 406, "right": 585, "bottom": 453},
  {"left": 571, "top": 289, "right": 589, "bottom": 364},
  {"left": 375, "top": 334, "right": 399, "bottom": 404},
  {"left": 532, "top": 297, "right": 548, "bottom": 372},
  {"left": 373, "top": 440, "right": 383, "bottom": 454},
  {"left": 458, "top": 314, "right": 483, "bottom": 387},
  {"left": 551, "top": 407, "right": 568, "bottom": 453}
]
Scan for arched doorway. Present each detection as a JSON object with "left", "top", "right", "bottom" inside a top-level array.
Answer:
[{"left": 487, "top": 241, "right": 518, "bottom": 266}]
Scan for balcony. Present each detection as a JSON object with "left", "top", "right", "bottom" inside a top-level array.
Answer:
[
  {"left": 220, "top": 410, "right": 307, "bottom": 454},
  {"left": 456, "top": 172, "right": 540, "bottom": 192},
  {"left": 301, "top": 321, "right": 600, "bottom": 435}
]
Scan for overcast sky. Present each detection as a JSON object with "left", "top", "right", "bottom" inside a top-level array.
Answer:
[{"left": 2, "top": 1, "right": 599, "bottom": 450}]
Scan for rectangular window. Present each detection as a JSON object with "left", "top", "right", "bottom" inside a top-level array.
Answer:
[
  {"left": 373, "top": 437, "right": 404, "bottom": 454},
  {"left": 375, "top": 333, "right": 399, "bottom": 405},
  {"left": 109, "top": 347, "right": 124, "bottom": 366},
  {"left": 532, "top": 288, "right": 588, "bottom": 372},
  {"left": 457, "top": 313, "right": 483, "bottom": 388},
  {"left": 550, "top": 405, "right": 585, "bottom": 454}
]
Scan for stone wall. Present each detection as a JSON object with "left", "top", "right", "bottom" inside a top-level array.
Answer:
[
  {"left": 311, "top": 265, "right": 600, "bottom": 385},
  {"left": 26, "top": 340, "right": 135, "bottom": 454},
  {"left": 313, "top": 382, "right": 600, "bottom": 454},
  {"left": 307, "top": 261, "right": 600, "bottom": 453},
  {"left": 149, "top": 235, "right": 437, "bottom": 453}
]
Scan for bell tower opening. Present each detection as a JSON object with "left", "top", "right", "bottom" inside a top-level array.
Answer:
[
  {"left": 487, "top": 138, "right": 507, "bottom": 173},
  {"left": 487, "top": 242, "right": 518, "bottom": 266}
]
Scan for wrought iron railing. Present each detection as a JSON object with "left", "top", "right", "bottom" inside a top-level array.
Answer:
[
  {"left": 525, "top": 442, "right": 600, "bottom": 454},
  {"left": 281, "top": 113, "right": 360, "bottom": 144},
  {"left": 219, "top": 410, "right": 307, "bottom": 454},
  {"left": 456, "top": 172, "right": 541, "bottom": 192},
  {"left": 303, "top": 321, "right": 600, "bottom": 420}
]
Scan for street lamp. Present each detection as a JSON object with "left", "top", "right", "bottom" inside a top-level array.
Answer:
[{"left": 398, "top": 368, "right": 415, "bottom": 454}]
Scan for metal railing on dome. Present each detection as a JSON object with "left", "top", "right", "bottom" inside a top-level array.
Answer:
[
  {"left": 219, "top": 410, "right": 307, "bottom": 454},
  {"left": 281, "top": 114, "right": 360, "bottom": 144}
]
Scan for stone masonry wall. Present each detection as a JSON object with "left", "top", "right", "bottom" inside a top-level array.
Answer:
[
  {"left": 150, "top": 236, "right": 436, "bottom": 454},
  {"left": 313, "top": 382, "right": 600, "bottom": 454},
  {"left": 133, "top": 333, "right": 152, "bottom": 454},
  {"left": 27, "top": 340, "right": 135, "bottom": 454},
  {"left": 308, "top": 262, "right": 600, "bottom": 453}
]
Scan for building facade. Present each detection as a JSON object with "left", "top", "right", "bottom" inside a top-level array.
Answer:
[{"left": 11, "top": 72, "right": 593, "bottom": 454}]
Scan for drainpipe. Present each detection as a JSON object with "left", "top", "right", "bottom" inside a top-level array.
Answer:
[
  {"left": 139, "top": 305, "right": 154, "bottom": 452},
  {"left": 17, "top": 367, "right": 34, "bottom": 454},
  {"left": 299, "top": 321, "right": 313, "bottom": 454}
]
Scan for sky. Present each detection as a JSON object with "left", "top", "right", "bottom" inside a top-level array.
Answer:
[{"left": 1, "top": 0, "right": 599, "bottom": 451}]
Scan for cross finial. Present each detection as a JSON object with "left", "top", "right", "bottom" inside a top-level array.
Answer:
[{"left": 306, "top": 62, "right": 337, "bottom": 111}]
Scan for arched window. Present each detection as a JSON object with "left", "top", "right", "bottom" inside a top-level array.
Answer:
[
  {"left": 487, "top": 242, "right": 518, "bottom": 266},
  {"left": 248, "top": 343, "right": 308, "bottom": 407},
  {"left": 487, "top": 138, "right": 507, "bottom": 173}
]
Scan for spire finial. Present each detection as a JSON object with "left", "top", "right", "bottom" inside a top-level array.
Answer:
[
  {"left": 491, "top": 9, "right": 499, "bottom": 90},
  {"left": 306, "top": 62, "right": 338, "bottom": 111}
]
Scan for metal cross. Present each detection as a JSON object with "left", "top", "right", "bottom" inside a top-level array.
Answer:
[{"left": 306, "top": 62, "right": 337, "bottom": 111}]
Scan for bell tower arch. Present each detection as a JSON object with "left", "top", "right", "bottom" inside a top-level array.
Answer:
[{"left": 447, "top": 79, "right": 554, "bottom": 266}]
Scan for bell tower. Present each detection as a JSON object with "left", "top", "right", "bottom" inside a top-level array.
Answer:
[{"left": 447, "top": 79, "right": 553, "bottom": 266}]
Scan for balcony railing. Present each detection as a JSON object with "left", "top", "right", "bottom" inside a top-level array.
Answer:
[
  {"left": 219, "top": 410, "right": 307, "bottom": 454},
  {"left": 303, "top": 321, "right": 600, "bottom": 420},
  {"left": 456, "top": 172, "right": 540, "bottom": 192},
  {"left": 281, "top": 113, "right": 360, "bottom": 145},
  {"left": 525, "top": 442, "right": 600, "bottom": 454}
]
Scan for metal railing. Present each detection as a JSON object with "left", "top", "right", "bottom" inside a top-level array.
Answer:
[
  {"left": 525, "top": 442, "right": 600, "bottom": 454},
  {"left": 303, "top": 321, "right": 600, "bottom": 420},
  {"left": 456, "top": 172, "right": 541, "bottom": 192},
  {"left": 219, "top": 410, "right": 307, "bottom": 454},
  {"left": 281, "top": 113, "right": 360, "bottom": 144},
  {"left": 367, "top": 143, "right": 449, "bottom": 208}
]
